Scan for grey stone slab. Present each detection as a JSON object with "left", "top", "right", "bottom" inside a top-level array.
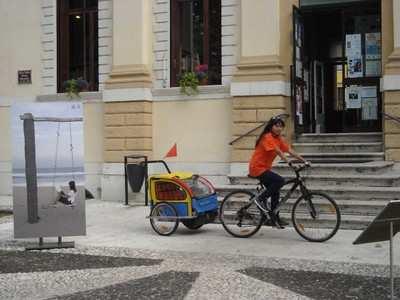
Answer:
[
  {"left": 240, "top": 267, "right": 400, "bottom": 300},
  {"left": 49, "top": 271, "right": 199, "bottom": 300},
  {"left": 0, "top": 250, "right": 162, "bottom": 274}
]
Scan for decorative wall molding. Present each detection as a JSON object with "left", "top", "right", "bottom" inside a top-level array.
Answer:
[
  {"left": 231, "top": 81, "right": 291, "bottom": 97},
  {"left": 103, "top": 88, "right": 153, "bottom": 102}
]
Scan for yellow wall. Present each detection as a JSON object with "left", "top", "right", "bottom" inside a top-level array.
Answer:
[
  {"left": 112, "top": 0, "right": 152, "bottom": 67},
  {"left": 84, "top": 102, "right": 104, "bottom": 163},
  {"left": 153, "top": 100, "right": 232, "bottom": 162},
  {"left": 241, "top": 0, "right": 280, "bottom": 57},
  {"left": 382, "top": 0, "right": 394, "bottom": 72},
  {"left": 0, "top": 0, "right": 42, "bottom": 97}
]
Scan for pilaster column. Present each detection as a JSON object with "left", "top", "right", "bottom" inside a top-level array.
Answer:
[
  {"left": 230, "top": 0, "right": 297, "bottom": 164},
  {"left": 383, "top": 0, "right": 400, "bottom": 161},
  {"left": 103, "top": 0, "right": 153, "bottom": 165},
  {"left": 105, "top": 0, "right": 152, "bottom": 89}
]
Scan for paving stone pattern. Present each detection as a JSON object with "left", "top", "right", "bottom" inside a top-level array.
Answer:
[
  {"left": 0, "top": 245, "right": 398, "bottom": 299},
  {"left": 0, "top": 250, "right": 162, "bottom": 274},
  {"left": 50, "top": 271, "right": 199, "bottom": 300},
  {"left": 241, "top": 267, "right": 400, "bottom": 300}
]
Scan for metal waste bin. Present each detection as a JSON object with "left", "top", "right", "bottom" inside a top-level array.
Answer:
[{"left": 126, "top": 163, "right": 145, "bottom": 192}]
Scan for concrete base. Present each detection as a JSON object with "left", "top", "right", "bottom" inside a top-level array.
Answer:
[{"left": 84, "top": 162, "right": 103, "bottom": 199}]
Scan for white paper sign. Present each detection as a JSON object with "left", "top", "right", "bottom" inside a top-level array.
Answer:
[{"left": 346, "top": 34, "right": 362, "bottom": 57}]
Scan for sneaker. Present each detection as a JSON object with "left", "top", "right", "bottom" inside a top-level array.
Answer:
[{"left": 268, "top": 212, "right": 284, "bottom": 229}]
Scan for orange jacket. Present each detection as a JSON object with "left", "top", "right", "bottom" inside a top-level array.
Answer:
[{"left": 249, "top": 133, "right": 289, "bottom": 177}]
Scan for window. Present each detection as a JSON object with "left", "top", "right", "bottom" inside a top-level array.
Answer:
[
  {"left": 57, "top": 0, "right": 98, "bottom": 92},
  {"left": 170, "top": 0, "right": 221, "bottom": 87}
]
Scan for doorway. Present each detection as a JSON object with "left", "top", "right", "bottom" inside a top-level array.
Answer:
[{"left": 293, "top": 0, "right": 382, "bottom": 134}]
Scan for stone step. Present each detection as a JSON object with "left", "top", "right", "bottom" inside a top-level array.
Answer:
[
  {"left": 229, "top": 174, "right": 400, "bottom": 187},
  {"left": 277, "top": 213, "right": 373, "bottom": 230},
  {"left": 292, "top": 142, "right": 382, "bottom": 153},
  {"left": 268, "top": 161, "right": 394, "bottom": 176},
  {"left": 295, "top": 152, "right": 385, "bottom": 163},
  {"left": 216, "top": 201, "right": 373, "bottom": 230},
  {"left": 216, "top": 185, "right": 400, "bottom": 201},
  {"left": 296, "top": 132, "right": 382, "bottom": 143},
  {"left": 217, "top": 196, "right": 386, "bottom": 216}
]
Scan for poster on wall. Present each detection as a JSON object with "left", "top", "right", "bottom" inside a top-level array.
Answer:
[
  {"left": 345, "top": 85, "right": 362, "bottom": 109},
  {"left": 362, "top": 98, "right": 378, "bottom": 120},
  {"left": 348, "top": 57, "right": 363, "bottom": 78},
  {"left": 296, "top": 86, "right": 303, "bottom": 125},
  {"left": 365, "top": 60, "right": 381, "bottom": 77},
  {"left": 361, "top": 86, "right": 378, "bottom": 120},
  {"left": 346, "top": 34, "right": 362, "bottom": 57},
  {"left": 11, "top": 102, "right": 86, "bottom": 239},
  {"left": 365, "top": 33, "right": 381, "bottom": 59},
  {"left": 346, "top": 34, "right": 363, "bottom": 78}
]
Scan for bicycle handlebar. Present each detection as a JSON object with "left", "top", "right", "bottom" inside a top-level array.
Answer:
[{"left": 290, "top": 163, "right": 310, "bottom": 177}]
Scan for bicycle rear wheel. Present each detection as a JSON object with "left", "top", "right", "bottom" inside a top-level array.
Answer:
[
  {"left": 292, "top": 192, "right": 341, "bottom": 242},
  {"left": 219, "top": 190, "right": 264, "bottom": 238},
  {"left": 150, "top": 202, "right": 179, "bottom": 236}
]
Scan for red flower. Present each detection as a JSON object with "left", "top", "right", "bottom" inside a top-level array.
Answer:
[{"left": 195, "top": 64, "right": 208, "bottom": 73}]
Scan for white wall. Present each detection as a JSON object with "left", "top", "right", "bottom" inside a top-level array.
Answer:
[
  {"left": 0, "top": 0, "right": 42, "bottom": 97},
  {"left": 0, "top": 107, "right": 12, "bottom": 196}
]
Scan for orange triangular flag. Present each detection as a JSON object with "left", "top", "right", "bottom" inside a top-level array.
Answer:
[{"left": 164, "top": 143, "right": 177, "bottom": 158}]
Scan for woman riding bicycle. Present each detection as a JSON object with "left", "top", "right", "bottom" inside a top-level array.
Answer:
[{"left": 249, "top": 115, "right": 310, "bottom": 228}]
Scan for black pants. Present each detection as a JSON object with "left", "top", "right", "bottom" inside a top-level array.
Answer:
[{"left": 258, "top": 170, "right": 285, "bottom": 211}]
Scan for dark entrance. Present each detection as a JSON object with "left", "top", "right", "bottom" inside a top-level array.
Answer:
[{"left": 293, "top": 0, "right": 382, "bottom": 134}]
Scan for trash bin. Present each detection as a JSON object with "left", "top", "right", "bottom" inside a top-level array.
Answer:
[{"left": 126, "top": 163, "right": 145, "bottom": 192}]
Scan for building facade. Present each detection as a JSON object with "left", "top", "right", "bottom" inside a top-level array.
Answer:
[{"left": 0, "top": 0, "right": 399, "bottom": 201}]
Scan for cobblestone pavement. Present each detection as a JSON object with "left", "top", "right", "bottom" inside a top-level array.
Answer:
[
  {"left": 0, "top": 242, "right": 399, "bottom": 300},
  {"left": 1, "top": 200, "right": 400, "bottom": 299}
]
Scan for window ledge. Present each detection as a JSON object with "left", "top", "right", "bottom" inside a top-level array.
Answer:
[
  {"left": 36, "top": 92, "right": 103, "bottom": 102},
  {"left": 152, "top": 85, "right": 230, "bottom": 101}
]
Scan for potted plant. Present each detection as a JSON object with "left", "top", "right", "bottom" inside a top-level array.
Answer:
[
  {"left": 178, "top": 72, "right": 199, "bottom": 96},
  {"left": 63, "top": 78, "right": 89, "bottom": 99},
  {"left": 195, "top": 64, "right": 208, "bottom": 85}
]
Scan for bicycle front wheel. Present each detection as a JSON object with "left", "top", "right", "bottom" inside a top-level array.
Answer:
[
  {"left": 219, "top": 190, "right": 264, "bottom": 238},
  {"left": 292, "top": 192, "right": 341, "bottom": 242}
]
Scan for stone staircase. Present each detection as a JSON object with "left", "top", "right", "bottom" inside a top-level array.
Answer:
[{"left": 216, "top": 132, "right": 400, "bottom": 230}]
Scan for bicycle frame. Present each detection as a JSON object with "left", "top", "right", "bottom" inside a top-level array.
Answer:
[{"left": 251, "top": 165, "right": 312, "bottom": 216}]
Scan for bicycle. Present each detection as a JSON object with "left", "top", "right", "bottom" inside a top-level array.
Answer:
[{"left": 219, "top": 164, "right": 341, "bottom": 242}]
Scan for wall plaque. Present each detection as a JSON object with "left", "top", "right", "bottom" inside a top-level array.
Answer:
[{"left": 18, "top": 70, "right": 32, "bottom": 84}]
